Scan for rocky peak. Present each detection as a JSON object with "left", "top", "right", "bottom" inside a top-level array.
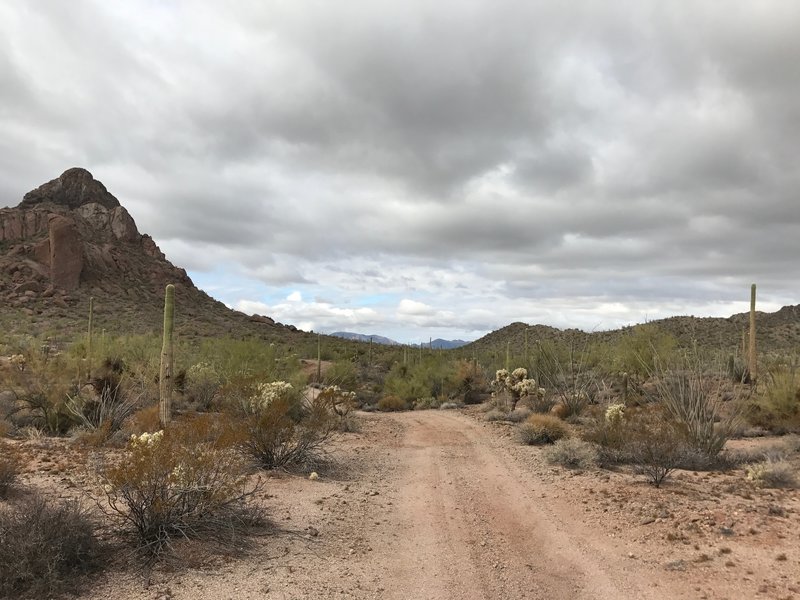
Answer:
[{"left": 18, "top": 167, "right": 121, "bottom": 211}]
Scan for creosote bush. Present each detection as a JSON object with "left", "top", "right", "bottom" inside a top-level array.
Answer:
[
  {"left": 516, "top": 414, "right": 569, "bottom": 445},
  {"left": 242, "top": 392, "right": 336, "bottom": 470},
  {"left": 0, "top": 494, "right": 101, "bottom": 598},
  {"left": 102, "top": 415, "right": 258, "bottom": 561}
]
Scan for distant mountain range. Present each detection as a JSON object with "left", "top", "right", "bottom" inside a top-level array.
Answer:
[{"left": 330, "top": 332, "right": 469, "bottom": 349}]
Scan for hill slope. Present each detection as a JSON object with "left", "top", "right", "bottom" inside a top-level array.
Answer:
[{"left": 0, "top": 168, "right": 306, "bottom": 344}]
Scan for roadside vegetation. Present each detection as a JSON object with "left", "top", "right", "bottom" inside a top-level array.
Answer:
[{"left": 1, "top": 293, "right": 798, "bottom": 592}]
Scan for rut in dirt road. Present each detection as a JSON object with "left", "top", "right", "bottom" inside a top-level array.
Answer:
[{"left": 370, "top": 411, "right": 659, "bottom": 600}]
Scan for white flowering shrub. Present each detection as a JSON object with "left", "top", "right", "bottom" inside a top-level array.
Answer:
[
  {"left": 102, "top": 415, "right": 256, "bottom": 560},
  {"left": 245, "top": 381, "right": 295, "bottom": 415},
  {"left": 9, "top": 354, "right": 26, "bottom": 371}
]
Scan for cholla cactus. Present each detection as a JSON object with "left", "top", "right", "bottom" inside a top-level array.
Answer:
[
  {"left": 247, "top": 381, "right": 295, "bottom": 414},
  {"left": 129, "top": 430, "right": 164, "bottom": 448},
  {"left": 9, "top": 354, "right": 26, "bottom": 371},
  {"left": 315, "top": 385, "right": 358, "bottom": 419},
  {"left": 605, "top": 402, "right": 625, "bottom": 425},
  {"left": 492, "top": 367, "right": 544, "bottom": 411}
]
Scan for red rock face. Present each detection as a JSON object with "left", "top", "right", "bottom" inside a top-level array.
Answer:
[{"left": 48, "top": 215, "right": 83, "bottom": 291}]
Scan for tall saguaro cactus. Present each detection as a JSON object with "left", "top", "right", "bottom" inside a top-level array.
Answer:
[
  {"left": 159, "top": 284, "right": 175, "bottom": 428},
  {"left": 86, "top": 296, "right": 94, "bottom": 380},
  {"left": 749, "top": 283, "right": 757, "bottom": 384}
]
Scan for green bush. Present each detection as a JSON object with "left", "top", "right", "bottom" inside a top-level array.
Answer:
[
  {"left": 242, "top": 395, "right": 336, "bottom": 470},
  {"left": 750, "top": 368, "right": 800, "bottom": 432},
  {"left": 0, "top": 494, "right": 101, "bottom": 597},
  {"left": 516, "top": 414, "right": 569, "bottom": 445}
]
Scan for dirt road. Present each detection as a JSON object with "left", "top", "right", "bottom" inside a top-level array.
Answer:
[
  {"left": 367, "top": 411, "right": 661, "bottom": 600},
  {"left": 75, "top": 408, "right": 798, "bottom": 599}
]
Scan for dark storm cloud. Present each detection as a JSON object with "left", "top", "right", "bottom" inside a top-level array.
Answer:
[{"left": 1, "top": 0, "right": 798, "bottom": 337}]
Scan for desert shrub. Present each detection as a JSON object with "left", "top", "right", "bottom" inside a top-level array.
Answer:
[
  {"left": 124, "top": 404, "right": 162, "bottom": 435},
  {"left": 414, "top": 396, "right": 440, "bottom": 410},
  {"left": 323, "top": 360, "right": 358, "bottom": 391},
  {"left": 750, "top": 368, "right": 800, "bottom": 432},
  {"left": 516, "top": 414, "right": 569, "bottom": 445},
  {"left": 242, "top": 394, "right": 336, "bottom": 470},
  {"left": 1, "top": 346, "right": 79, "bottom": 434},
  {"left": 627, "top": 416, "right": 689, "bottom": 487},
  {"left": 612, "top": 324, "right": 679, "bottom": 377},
  {"left": 102, "top": 417, "right": 257, "bottom": 561},
  {"left": 485, "top": 408, "right": 506, "bottom": 422},
  {"left": 0, "top": 494, "right": 101, "bottom": 598},
  {"left": 378, "top": 395, "right": 409, "bottom": 412},
  {"left": 0, "top": 442, "right": 20, "bottom": 498},
  {"left": 745, "top": 457, "right": 797, "bottom": 489},
  {"left": 439, "top": 401, "right": 463, "bottom": 410},
  {"left": 542, "top": 438, "right": 599, "bottom": 470},
  {"left": 505, "top": 407, "right": 532, "bottom": 423},
  {"left": 185, "top": 362, "right": 222, "bottom": 411},
  {"left": 65, "top": 368, "right": 142, "bottom": 439},
  {"left": 654, "top": 370, "right": 743, "bottom": 457}
]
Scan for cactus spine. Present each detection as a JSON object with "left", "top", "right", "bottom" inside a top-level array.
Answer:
[
  {"left": 159, "top": 284, "right": 175, "bottom": 428},
  {"left": 86, "top": 296, "right": 94, "bottom": 380},
  {"left": 748, "top": 283, "right": 757, "bottom": 384}
]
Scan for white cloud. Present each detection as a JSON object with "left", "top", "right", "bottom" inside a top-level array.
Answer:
[{"left": 1, "top": 1, "right": 798, "bottom": 343}]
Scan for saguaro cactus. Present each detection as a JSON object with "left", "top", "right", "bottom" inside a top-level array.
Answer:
[
  {"left": 159, "top": 284, "right": 175, "bottom": 428},
  {"left": 749, "top": 283, "right": 757, "bottom": 384},
  {"left": 86, "top": 296, "right": 94, "bottom": 380}
]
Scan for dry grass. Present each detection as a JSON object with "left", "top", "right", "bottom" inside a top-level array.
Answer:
[
  {"left": 0, "top": 494, "right": 102, "bottom": 598},
  {"left": 516, "top": 414, "right": 570, "bottom": 445}
]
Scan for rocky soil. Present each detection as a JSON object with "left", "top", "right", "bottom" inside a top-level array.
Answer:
[{"left": 6, "top": 407, "right": 799, "bottom": 599}]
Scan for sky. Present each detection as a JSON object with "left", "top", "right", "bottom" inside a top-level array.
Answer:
[{"left": 1, "top": 1, "right": 798, "bottom": 343}]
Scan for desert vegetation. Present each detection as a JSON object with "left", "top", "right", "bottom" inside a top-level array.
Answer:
[{"left": 1, "top": 287, "right": 799, "bottom": 597}]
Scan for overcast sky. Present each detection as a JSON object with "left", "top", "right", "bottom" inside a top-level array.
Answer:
[{"left": 1, "top": 1, "right": 798, "bottom": 343}]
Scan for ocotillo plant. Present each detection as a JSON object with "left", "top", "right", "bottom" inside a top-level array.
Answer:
[
  {"left": 159, "top": 284, "right": 175, "bottom": 428},
  {"left": 749, "top": 283, "right": 757, "bottom": 384}
]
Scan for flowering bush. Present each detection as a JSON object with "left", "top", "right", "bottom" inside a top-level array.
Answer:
[
  {"left": 9, "top": 354, "right": 26, "bottom": 371},
  {"left": 245, "top": 381, "right": 295, "bottom": 414},
  {"left": 102, "top": 416, "right": 256, "bottom": 560}
]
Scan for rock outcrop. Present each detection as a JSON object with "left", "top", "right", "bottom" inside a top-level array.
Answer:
[
  {"left": 19, "top": 167, "right": 120, "bottom": 211},
  {"left": 0, "top": 167, "right": 290, "bottom": 340}
]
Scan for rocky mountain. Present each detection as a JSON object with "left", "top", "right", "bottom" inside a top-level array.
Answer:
[
  {"left": 331, "top": 332, "right": 400, "bottom": 345},
  {"left": 430, "top": 338, "right": 469, "bottom": 350},
  {"left": 465, "top": 305, "right": 800, "bottom": 356},
  {"left": 0, "top": 168, "right": 304, "bottom": 343}
]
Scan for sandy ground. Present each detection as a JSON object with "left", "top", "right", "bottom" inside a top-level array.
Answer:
[{"left": 8, "top": 408, "right": 800, "bottom": 599}]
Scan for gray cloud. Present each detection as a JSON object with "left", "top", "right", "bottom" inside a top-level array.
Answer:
[{"left": 1, "top": 1, "right": 798, "bottom": 341}]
